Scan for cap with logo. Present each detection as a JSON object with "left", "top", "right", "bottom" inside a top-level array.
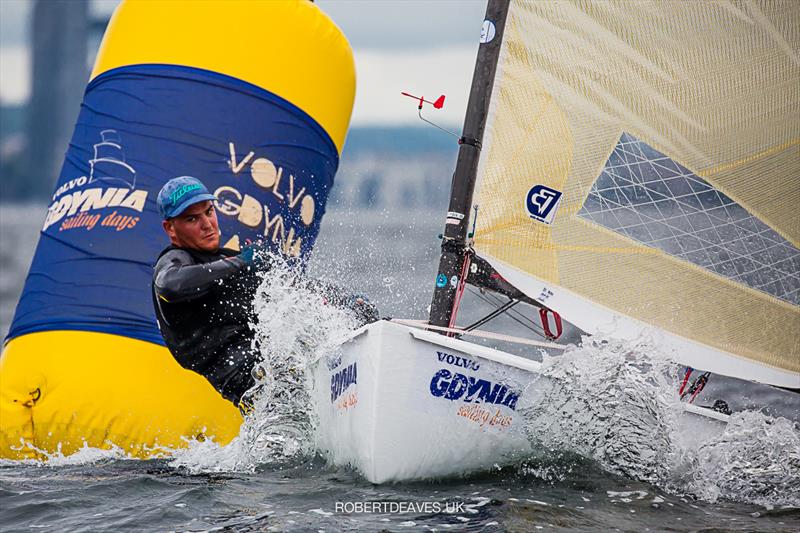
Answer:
[{"left": 157, "top": 176, "right": 217, "bottom": 219}]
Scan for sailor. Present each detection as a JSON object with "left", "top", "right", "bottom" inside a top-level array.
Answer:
[{"left": 152, "top": 176, "right": 377, "bottom": 409}]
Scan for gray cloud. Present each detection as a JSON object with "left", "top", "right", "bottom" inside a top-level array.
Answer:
[
  {"left": 1, "top": 0, "right": 490, "bottom": 121},
  {"left": 317, "top": 0, "right": 488, "bottom": 50},
  {"left": 2, "top": 1, "right": 490, "bottom": 50}
]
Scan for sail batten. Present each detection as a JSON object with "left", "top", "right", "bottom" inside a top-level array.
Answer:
[{"left": 472, "top": 0, "right": 800, "bottom": 386}]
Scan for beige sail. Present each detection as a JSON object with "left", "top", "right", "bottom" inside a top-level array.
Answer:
[{"left": 472, "top": 0, "right": 799, "bottom": 387}]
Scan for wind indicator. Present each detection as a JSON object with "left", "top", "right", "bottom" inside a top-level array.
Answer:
[
  {"left": 401, "top": 91, "right": 446, "bottom": 110},
  {"left": 401, "top": 90, "right": 458, "bottom": 138}
]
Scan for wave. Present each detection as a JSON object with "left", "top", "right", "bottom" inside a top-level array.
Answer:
[{"left": 520, "top": 336, "right": 800, "bottom": 507}]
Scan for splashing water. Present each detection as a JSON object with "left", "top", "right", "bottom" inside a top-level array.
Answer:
[
  {"left": 0, "top": 442, "right": 129, "bottom": 468},
  {"left": 687, "top": 411, "right": 800, "bottom": 507},
  {"left": 520, "top": 334, "right": 800, "bottom": 507},
  {"left": 149, "top": 250, "right": 799, "bottom": 506},
  {"left": 522, "top": 335, "right": 683, "bottom": 485},
  {"left": 164, "top": 269, "right": 800, "bottom": 509},
  {"left": 169, "top": 298, "right": 799, "bottom": 509},
  {"left": 169, "top": 257, "right": 359, "bottom": 473}
]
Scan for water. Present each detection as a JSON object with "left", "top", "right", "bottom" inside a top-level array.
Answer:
[{"left": 2, "top": 204, "right": 799, "bottom": 532}]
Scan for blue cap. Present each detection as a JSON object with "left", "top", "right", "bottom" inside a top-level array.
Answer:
[{"left": 157, "top": 176, "right": 217, "bottom": 219}]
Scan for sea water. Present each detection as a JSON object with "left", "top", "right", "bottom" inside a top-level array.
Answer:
[{"left": 1, "top": 205, "right": 799, "bottom": 532}]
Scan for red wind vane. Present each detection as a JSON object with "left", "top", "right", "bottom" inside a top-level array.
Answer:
[{"left": 401, "top": 91, "right": 446, "bottom": 110}]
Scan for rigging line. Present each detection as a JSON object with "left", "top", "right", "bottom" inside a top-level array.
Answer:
[
  {"left": 391, "top": 319, "right": 566, "bottom": 351},
  {"left": 468, "top": 286, "right": 508, "bottom": 313},
  {"left": 466, "top": 287, "right": 547, "bottom": 337},
  {"left": 681, "top": 371, "right": 711, "bottom": 403},
  {"left": 507, "top": 306, "right": 547, "bottom": 333},
  {"left": 469, "top": 288, "right": 533, "bottom": 329},
  {"left": 463, "top": 298, "right": 519, "bottom": 332},
  {"left": 502, "top": 303, "right": 549, "bottom": 337},
  {"left": 448, "top": 252, "right": 473, "bottom": 331},
  {"left": 472, "top": 288, "right": 543, "bottom": 332}
]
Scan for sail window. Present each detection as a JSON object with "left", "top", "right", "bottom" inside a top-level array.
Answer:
[{"left": 578, "top": 133, "right": 799, "bottom": 306}]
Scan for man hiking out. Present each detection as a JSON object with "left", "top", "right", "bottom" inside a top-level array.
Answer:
[{"left": 152, "top": 176, "right": 376, "bottom": 409}]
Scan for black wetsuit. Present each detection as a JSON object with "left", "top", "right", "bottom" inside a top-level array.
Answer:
[{"left": 152, "top": 245, "right": 263, "bottom": 405}]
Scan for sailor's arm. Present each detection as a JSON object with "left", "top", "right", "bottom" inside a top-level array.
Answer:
[{"left": 153, "top": 249, "right": 245, "bottom": 303}]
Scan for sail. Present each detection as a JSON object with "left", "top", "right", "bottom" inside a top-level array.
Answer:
[{"left": 471, "top": 0, "right": 799, "bottom": 388}]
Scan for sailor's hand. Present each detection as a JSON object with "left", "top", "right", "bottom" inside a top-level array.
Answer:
[
  {"left": 345, "top": 293, "right": 379, "bottom": 326},
  {"left": 238, "top": 239, "right": 271, "bottom": 268}
]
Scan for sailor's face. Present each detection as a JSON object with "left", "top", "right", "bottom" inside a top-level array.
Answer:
[{"left": 163, "top": 201, "right": 221, "bottom": 252}]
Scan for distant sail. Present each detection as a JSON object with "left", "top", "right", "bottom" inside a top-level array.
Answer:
[{"left": 471, "top": 0, "right": 799, "bottom": 388}]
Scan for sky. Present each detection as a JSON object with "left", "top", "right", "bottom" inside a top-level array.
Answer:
[{"left": 0, "top": 0, "right": 489, "bottom": 126}]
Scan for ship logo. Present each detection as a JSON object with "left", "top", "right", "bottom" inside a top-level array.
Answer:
[
  {"left": 88, "top": 129, "right": 137, "bottom": 189},
  {"left": 526, "top": 184, "right": 562, "bottom": 225}
]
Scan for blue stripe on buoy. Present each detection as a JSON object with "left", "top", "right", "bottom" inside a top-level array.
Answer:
[{"left": 8, "top": 64, "right": 339, "bottom": 344}]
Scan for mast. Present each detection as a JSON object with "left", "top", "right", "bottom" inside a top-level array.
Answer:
[{"left": 429, "top": 0, "right": 510, "bottom": 328}]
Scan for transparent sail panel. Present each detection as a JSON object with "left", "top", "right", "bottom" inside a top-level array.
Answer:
[{"left": 579, "top": 133, "right": 799, "bottom": 306}]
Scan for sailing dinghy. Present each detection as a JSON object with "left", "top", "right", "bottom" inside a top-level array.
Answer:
[{"left": 311, "top": 0, "right": 799, "bottom": 483}]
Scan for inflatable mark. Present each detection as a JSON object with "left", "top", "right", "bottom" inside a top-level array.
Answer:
[{"left": 1, "top": 0, "right": 355, "bottom": 460}]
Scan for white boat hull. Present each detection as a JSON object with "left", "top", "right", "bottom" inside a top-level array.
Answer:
[{"left": 311, "top": 320, "right": 727, "bottom": 483}]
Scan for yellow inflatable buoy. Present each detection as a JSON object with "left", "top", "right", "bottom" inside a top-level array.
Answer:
[{"left": 1, "top": 0, "right": 355, "bottom": 460}]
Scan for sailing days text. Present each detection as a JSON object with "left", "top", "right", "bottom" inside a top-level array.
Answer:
[{"left": 43, "top": 179, "right": 147, "bottom": 233}]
